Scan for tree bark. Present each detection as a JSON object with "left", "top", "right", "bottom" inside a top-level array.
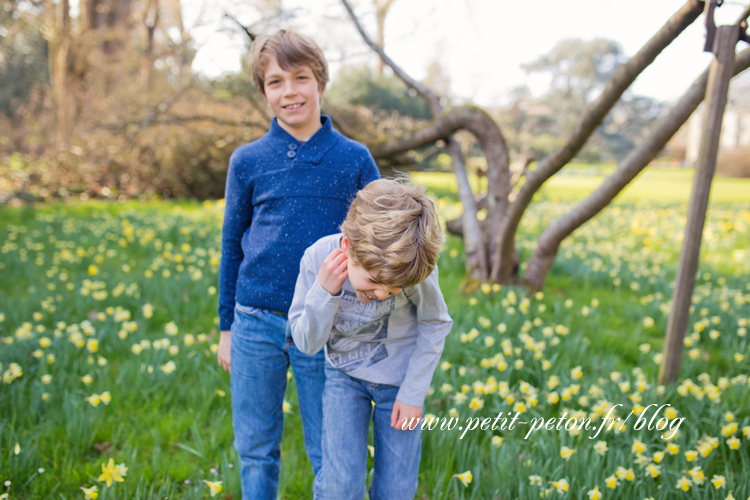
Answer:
[
  {"left": 660, "top": 25, "right": 743, "bottom": 385},
  {"left": 374, "top": 0, "right": 396, "bottom": 78},
  {"left": 53, "top": 0, "right": 72, "bottom": 147},
  {"left": 490, "top": 0, "right": 704, "bottom": 284},
  {"left": 522, "top": 46, "right": 750, "bottom": 291}
]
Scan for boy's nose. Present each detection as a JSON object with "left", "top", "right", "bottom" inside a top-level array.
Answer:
[
  {"left": 374, "top": 285, "right": 401, "bottom": 300},
  {"left": 282, "top": 81, "right": 297, "bottom": 95}
]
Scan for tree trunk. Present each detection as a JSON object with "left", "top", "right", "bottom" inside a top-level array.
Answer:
[
  {"left": 523, "top": 46, "right": 750, "bottom": 291},
  {"left": 142, "top": 0, "right": 159, "bottom": 90},
  {"left": 53, "top": 0, "right": 72, "bottom": 147},
  {"left": 490, "top": 0, "right": 704, "bottom": 284}
]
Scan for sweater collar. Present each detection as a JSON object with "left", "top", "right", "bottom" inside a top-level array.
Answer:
[{"left": 268, "top": 116, "right": 339, "bottom": 164}]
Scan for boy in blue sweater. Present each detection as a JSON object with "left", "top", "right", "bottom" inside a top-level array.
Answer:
[{"left": 217, "top": 30, "right": 380, "bottom": 500}]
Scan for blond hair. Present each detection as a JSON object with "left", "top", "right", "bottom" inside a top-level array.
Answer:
[
  {"left": 249, "top": 30, "right": 329, "bottom": 96},
  {"left": 341, "top": 178, "right": 444, "bottom": 288}
]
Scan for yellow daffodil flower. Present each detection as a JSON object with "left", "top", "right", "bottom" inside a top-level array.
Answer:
[
  {"left": 587, "top": 486, "right": 602, "bottom": 500},
  {"left": 80, "top": 485, "right": 99, "bottom": 499},
  {"left": 453, "top": 471, "right": 472, "bottom": 487},
  {"left": 593, "top": 440, "right": 608, "bottom": 456},
  {"left": 646, "top": 464, "right": 661, "bottom": 478},
  {"left": 98, "top": 458, "right": 124, "bottom": 487},
  {"left": 676, "top": 476, "right": 692, "bottom": 491},
  {"left": 550, "top": 479, "right": 569, "bottom": 493},
  {"left": 560, "top": 447, "right": 576, "bottom": 461},
  {"left": 711, "top": 475, "right": 726, "bottom": 488},
  {"left": 203, "top": 480, "right": 223, "bottom": 497},
  {"left": 605, "top": 474, "right": 618, "bottom": 489}
]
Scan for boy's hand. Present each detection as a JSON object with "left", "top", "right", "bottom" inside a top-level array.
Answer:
[
  {"left": 218, "top": 330, "right": 231, "bottom": 373},
  {"left": 391, "top": 400, "right": 423, "bottom": 430},
  {"left": 317, "top": 248, "right": 348, "bottom": 296}
]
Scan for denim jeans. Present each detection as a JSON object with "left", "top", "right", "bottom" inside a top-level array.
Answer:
[
  {"left": 230, "top": 303, "right": 325, "bottom": 500},
  {"left": 313, "top": 362, "right": 422, "bottom": 500}
]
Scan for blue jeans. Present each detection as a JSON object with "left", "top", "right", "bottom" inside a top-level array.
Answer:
[
  {"left": 230, "top": 303, "right": 325, "bottom": 500},
  {"left": 313, "top": 362, "right": 422, "bottom": 500}
]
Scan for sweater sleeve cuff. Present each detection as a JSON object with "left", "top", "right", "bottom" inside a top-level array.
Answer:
[{"left": 395, "top": 385, "right": 426, "bottom": 408}]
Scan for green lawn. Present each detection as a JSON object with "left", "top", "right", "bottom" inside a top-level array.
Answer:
[{"left": 1, "top": 168, "right": 749, "bottom": 499}]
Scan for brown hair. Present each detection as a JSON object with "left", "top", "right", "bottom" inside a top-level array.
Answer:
[
  {"left": 249, "top": 30, "right": 329, "bottom": 96},
  {"left": 341, "top": 178, "right": 445, "bottom": 288}
]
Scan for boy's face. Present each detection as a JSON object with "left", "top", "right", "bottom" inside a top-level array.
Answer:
[
  {"left": 262, "top": 55, "right": 325, "bottom": 141},
  {"left": 341, "top": 236, "right": 402, "bottom": 303}
]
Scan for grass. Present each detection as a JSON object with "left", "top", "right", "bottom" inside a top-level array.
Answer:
[{"left": 1, "top": 168, "right": 749, "bottom": 499}]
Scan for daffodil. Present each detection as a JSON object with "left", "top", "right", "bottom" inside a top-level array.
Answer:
[
  {"left": 645, "top": 463, "right": 661, "bottom": 478},
  {"left": 676, "top": 476, "right": 691, "bottom": 492},
  {"left": 85, "top": 394, "right": 101, "bottom": 407},
  {"left": 14, "top": 443, "right": 20, "bottom": 455},
  {"left": 560, "top": 446, "right": 576, "bottom": 461},
  {"left": 80, "top": 485, "right": 99, "bottom": 499},
  {"left": 727, "top": 436, "right": 741, "bottom": 450},
  {"left": 203, "top": 480, "right": 223, "bottom": 497},
  {"left": 98, "top": 458, "right": 124, "bottom": 487},
  {"left": 616, "top": 466, "right": 634, "bottom": 481},
  {"left": 453, "top": 471, "right": 472, "bottom": 487},
  {"left": 115, "top": 463, "right": 128, "bottom": 477},
  {"left": 632, "top": 438, "right": 646, "bottom": 454},
  {"left": 593, "top": 440, "right": 608, "bottom": 456},
  {"left": 711, "top": 475, "right": 726, "bottom": 488},
  {"left": 587, "top": 486, "right": 601, "bottom": 500},
  {"left": 605, "top": 474, "right": 618, "bottom": 489},
  {"left": 550, "top": 478, "right": 569, "bottom": 493}
]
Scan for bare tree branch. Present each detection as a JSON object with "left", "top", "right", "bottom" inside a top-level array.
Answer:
[
  {"left": 522, "top": 46, "right": 750, "bottom": 290},
  {"left": 491, "top": 0, "right": 704, "bottom": 283},
  {"left": 224, "top": 12, "right": 256, "bottom": 41},
  {"left": 341, "top": 0, "right": 504, "bottom": 282}
]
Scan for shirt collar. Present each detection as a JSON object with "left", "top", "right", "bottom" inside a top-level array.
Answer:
[{"left": 268, "top": 116, "right": 339, "bottom": 164}]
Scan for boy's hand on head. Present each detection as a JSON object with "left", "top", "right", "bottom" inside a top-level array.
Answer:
[
  {"left": 317, "top": 248, "right": 348, "bottom": 296},
  {"left": 218, "top": 330, "right": 231, "bottom": 373},
  {"left": 391, "top": 400, "right": 423, "bottom": 431}
]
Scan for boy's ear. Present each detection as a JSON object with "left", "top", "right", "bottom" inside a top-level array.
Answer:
[{"left": 340, "top": 235, "right": 350, "bottom": 252}]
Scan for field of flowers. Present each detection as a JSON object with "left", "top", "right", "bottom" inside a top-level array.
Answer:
[{"left": 1, "top": 172, "right": 749, "bottom": 499}]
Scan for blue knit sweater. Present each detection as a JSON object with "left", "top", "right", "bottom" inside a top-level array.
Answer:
[{"left": 219, "top": 116, "right": 380, "bottom": 331}]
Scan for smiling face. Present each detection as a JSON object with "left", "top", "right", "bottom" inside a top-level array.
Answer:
[
  {"left": 341, "top": 236, "right": 403, "bottom": 303},
  {"left": 262, "top": 56, "right": 325, "bottom": 141}
]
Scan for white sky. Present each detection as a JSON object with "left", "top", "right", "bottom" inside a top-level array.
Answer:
[{"left": 183, "top": 0, "right": 749, "bottom": 106}]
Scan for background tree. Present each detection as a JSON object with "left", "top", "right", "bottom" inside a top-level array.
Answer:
[{"left": 339, "top": 0, "right": 750, "bottom": 292}]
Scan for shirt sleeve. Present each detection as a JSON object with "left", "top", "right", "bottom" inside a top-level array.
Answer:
[
  {"left": 358, "top": 150, "right": 381, "bottom": 189},
  {"left": 289, "top": 248, "right": 342, "bottom": 355},
  {"left": 218, "top": 150, "right": 253, "bottom": 331},
  {"left": 395, "top": 266, "right": 453, "bottom": 407}
]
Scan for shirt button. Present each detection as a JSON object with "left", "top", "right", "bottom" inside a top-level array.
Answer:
[
  {"left": 287, "top": 150, "right": 296, "bottom": 158},
  {"left": 288, "top": 143, "right": 298, "bottom": 150}
]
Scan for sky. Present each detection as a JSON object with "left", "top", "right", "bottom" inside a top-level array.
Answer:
[{"left": 182, "top": 0, "right": 749, "bottom": 106}]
